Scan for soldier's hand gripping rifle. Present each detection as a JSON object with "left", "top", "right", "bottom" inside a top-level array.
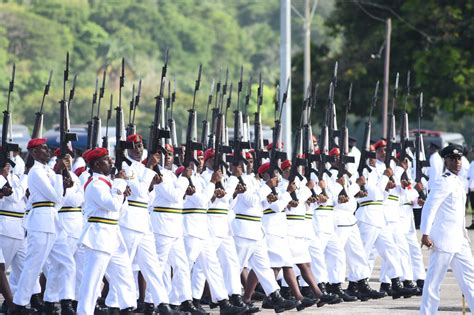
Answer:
[
  {"left": 26, "top": 70, "right": 52, "bottom": 169},
  {"left": 384, "top": 72, "right": 399, "bottom": 174},
  {"left": 415, "top": 92, "right": 429, "bottom": 200},
  {"left": 114, "top": 58, "right": 134, "bottom": 172},
  {"left": 86, "top": 77, "right": 98, "bottom": 149},
  {"left": 0, "top": 64, "right": 19, "bottom": 169},
  {"left": 357, "top": 81, "right": 379, "bottom": 179},
  {"left": 252, "top": 73, "right": 268, "bottom": 173},
  {"left": 182, "top": 65, "right": 204, "bottom": 188},
  {"left": 147, "top": 50, "right": 171, "bottom": 176},
  {"left": 59, "top": 53, "right": 77, "bottom": 177},
  {"left": 91, "top": 68, "right": 107, "bottom": 148},
  {"left": 336, "top": 84, "right": 355, "bottom": 197},
  {"left": 266, "top": 78, "right": 290, "bottom": 194}
]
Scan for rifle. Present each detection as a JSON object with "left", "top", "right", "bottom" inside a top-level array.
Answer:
[
  {"left": 113, "top": 58, "right": 134, "bottom": 172},
  {"left": 102, "top": 94, "right": 113, "bottom": 149},
  {"left": 207, "top": 70, "right": 222, "bottom": 149},
  {"left": 201, "top": 79, "right": 214, "bottom": 148},
  {"left": 182, "top": 65, "right": 204, "bottom": 187},
  {"left": 328, "top": 62, "right": 339, "bottom": 148},
  {"left": 0, "top": 64, "right": 19, "bottom": 168},
  {"left": 267, "top": 78, "right": 290, "bottom": 181},
  {"left": 58, "top": 52, "right": 77, "bottom": 173},
  {"left": 147, "top": 50, "right": 171, "bottom": 175},
  {"left": 68, "top": 73, "right": 77, "bottom": 108},
  {"left": 399, "top": 71, "right": 413, "bottom": 163},
  {"left": 384, "top": 72, "right": 399, "bottom": 172},
  {"left": 86, "top": 77, "right": 98, "bottom": 149},
  {"left": 252, "top": 73, "right": 268, "bottom": 173},
  {"left": 357, "top": 81, "right": 379, "bottom": 178},
  {"left": 302, "top": 83, "right": 320, "bottom": 197},
  {"left": 336, "top": 84, "right": 356, "bottom": 196},
  {"left": 242, "top": 74, "right": 252, "bottom": 143},
  {"left": 167, "top": 79, "right": 180, "bottom": 162},
  {"left": 415, "top": 92, "right": 429, "bottom": 200},
  {"left": 287, "top": 116, "right": 306, "bottom": 201},
  {"left": 126, "top": 78, "right": 141, "bottom": 137},
  {"left": 91, "top": 68, "right": 106, "bottom": 148}
]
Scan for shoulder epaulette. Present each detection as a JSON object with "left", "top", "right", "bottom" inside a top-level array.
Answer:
[{"left": 442, "top": 172, "right": 451, "bottom": 178}]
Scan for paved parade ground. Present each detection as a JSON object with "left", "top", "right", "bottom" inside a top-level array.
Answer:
[{"left": 2, "top": 227, "right": 473, "bottom": 315}]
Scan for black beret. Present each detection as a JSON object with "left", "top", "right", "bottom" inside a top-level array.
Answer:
[{"left": 440, "top": 144, "right": 464, "bottom": 159}]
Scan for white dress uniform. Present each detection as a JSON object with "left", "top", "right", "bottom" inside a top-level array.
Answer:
[
  {"left": 230, "top": 174, "right": 280, "bottom": 295},
  {"left": 420, "top": 170, "right": 474, "bottom": 314},
  {"left": 427, "top": 151, "right": 443, "bottom": 190},
  {"left": 181, "top": 172, "right": 229, "bottom": 302},
  {"left": 108, "top": 160, "right": 169, "bottom": 306},
  {"left": 191, "top": 168, "right": 243, "bottom": 299},
  {"left": 0, "top": 173, "right": 31, "bottom": 296},
  {"left": 150, "top": 167, "right": 193, "bottom": 305},
  {"left": 51, "top": 170, "right": 84, "bottom": 301},
  {"left": 13, "top": 161, "right": 76, "bottom": 306},
  {"left": 77, "top": 174, "right": 136, "bottom": 315}
]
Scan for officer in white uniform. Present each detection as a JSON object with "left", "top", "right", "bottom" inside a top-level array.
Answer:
[
  {"left": 420, "top": 144, "right": 474, "bottom": 314},
  {"left": 77, "top": 147, "right": 136, "bottom": 315},
  {"left": 13, "top": 138, "right": 76, "bottom": 314}
]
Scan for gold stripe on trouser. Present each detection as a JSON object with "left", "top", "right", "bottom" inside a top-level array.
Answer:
[
  {"left": 207, "top": 208, "right": 228, "bottom": 215},
  {"left": 286, "top": 215, "right": 306, "bottom": 220},
  {"left": 153, "top": 207, "right": 183, "bottom": 214},
  {"left": 305, "top": 213, "right": 313, "bottom": 220},
  {"left": 235, "top": 214, "right": 261, "bottom": 222},
  {"left": 182, "top": 209, "right": 207, "bottom": 214},
  {"left": 87, "top": 216, "right": 118, "bottom": 225},
  {"left": 263, "top": 209, "right": 275, "bottom": 215},
  {"left": 316, "top": 205, "right": 334, "bottom": 211},
  {"left": 387, "top": 195, "right": 399, "bottom": 201},
  {"left": 128, "top": 200, "right": 148, "bottom": 209},
  {"left": 32, "top": 201, "right": 55, "bottom": 208},
  {"left": 0, "top": 210, "right": 24, "bottom": 218},
  {"left": 403, "top": 202, "right": 412, "bottom": 206},
  {"left": 359, "top": 200, "right": 383, "bottom": 207},
  {"left": 58, "top": 207, "right": 82, "bottom": 213}
]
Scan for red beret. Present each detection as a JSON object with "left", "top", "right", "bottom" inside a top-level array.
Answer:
[
  {"left": 314, "top": 148, "right": 321, "bottom": 155},
  {"left": 374, "top": 139, "right": 387, "bottom": 150},
  {"left": 257, "top": 162, "right": 270, "bottom": 175},
  {"left": 74, "top": 166, "right": 87, "bottom": 177},
  {"left": 83, "top": 147, "right": 109, "bottom": 164},
  {"left": 164, "top": 143, "right": 174, "bottom": 154},
  {"left": 369, "top": 144, "right": 376, "bottom": 152},
  {"left": 27, "top": 138, "right": 47, "bottom": 150},
  {"left": 197, "top": 150, "right": 204, "bottom": 157},
  {"left": 266, "top": 142, "right": 284, "bottom": 151},
  {"left": 245, "top": 151, "right": 252, "bottom": 159},
  {"left": 329, "top": 147, "right": 340, "bottom": 157},
  {"left": 281, "top": 160, "right": 291, "bottom": 170},
  {"left": 175, "top": 166, "right": 185, "bottom": 176},
  {"left": 126, "top": 134, "right": 143, "bottom": 143},
  {"left": 204, "top": 148, "right": 215, "bottom": 162}
]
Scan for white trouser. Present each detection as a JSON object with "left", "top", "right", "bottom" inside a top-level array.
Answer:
[
  {"left": 233, "top": 236, "right": 279, "bottom": 295},
  {"left": 13, "top": 231, "right": 76, "bottom": 306},
  {"left": 358, "top": 221, "right": 402, "bottom": 280},
  {"left": 380, "top": 221, "right": 413, "bottom": 282},
  {"left": 336, "top": 224, "right": 371, "bottom": 282},
  {"left": 308, "top": 231, "right": 345, "bottom": 283},
  {"left": 77, "top": 241, "right": 136, "bottom": 315},
  {"left": 118, "top": 228, "right": 168, "bottom": 305},
  {"left": 192, "top": 236, "right": 242, "bottom": 299},
  {"left": 184, "top": 235, "right": 227, "bottom": 302},
  {"left": 154, "top": 234, "right": 192, "bottom": 305},
  {"left": 420, "top": 240, "right": 474, "bottom": 315},
  {"left": 404, "top": 215, "right": 426, "bottom": 281}
]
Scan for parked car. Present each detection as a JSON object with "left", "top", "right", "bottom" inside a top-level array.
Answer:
[
  {"left": 409, "top": 129, "right": 466, "bottom": 151},
  {"left": 0, "top": 124, "right": 31, "bottom": 152}
]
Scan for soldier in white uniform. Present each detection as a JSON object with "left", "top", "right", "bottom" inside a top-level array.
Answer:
[
  {"left": 420, "top": 144, "right": 474, "bottom": 314},
  {"left": 427, "top": 143, "right": 443, "bottom": 190},
  {"left": 77, "top": 147, "right": 136, "bottom": 315},
  {"left": 13, "top": 138, "right": 76, "bottom": 315}
]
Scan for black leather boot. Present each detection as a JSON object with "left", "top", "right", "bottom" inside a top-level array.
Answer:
[
  {"left": 391, "top": 277, "right": 417, "bottom": 299},
  {"left": 346, "top": 281, "right": 363, "bottom": 301},
  {"left": 218, "top": 299, "right": 247, "bottom": 315},
  {"left": 295, "top": 297, "right": 317, "bottom": 311},
  {"left": 250, "top": 284, "right": 265, "bottom": 301},
  {"left": 403, "top": 280, "right": 421, "bottom": 298},
  {"left": 119, "top": 307, "right": 134, "bottom": 315},
  {"left": 416, "top": 279, "right": 424, "bottom": 296},
  {"left": 11, "top": 304, "right": 38, "bottom": 315},
  {"left": 108, "top": 308, "right": 120, "bottom": 315},
  {"left": 269, "top": 290, "right": 297, "bottom": 313},
  {"left": 228, "top": 294, "right": 251, "bottom": 311},
  {"left": 60, "top": 300, "right": 76, "bottom": 315},
  {"left": 143, "top": 302, "right": 155, "bottom": 315},
  {"left": 379, "top": 282, "right": 392, "bottom": 296},
  {"left": 71, "top": 301, "right": 78, "bottom": 312},
  {"left": 30, "top": 294, "right": 44, "bottom": 311},
  {"left": 357, "top": 278, "right": 385, "bottom": 300},
  {"left": 327, "top": 283, "right": 358, "bottom": 302},
  {"left": 300, "top": 286, "right": 316, "bottom": 299},
  {"left": 317, "top": 283, "right": 342, "bottom": 305},
  {"left": 279, "top": 286, "right": 295, "bottom": 300},
  {"left": 192, "top": 299, "right": 207, "bottom": 312},
  {"left": 180, "top": 300, "right": 209, "bottom": 315},
  {"left": 157, "top": 303, "right": 189, "bottom": 315},
  {"left": 43, "top": 301, "right": 59, "bottom": 315}
]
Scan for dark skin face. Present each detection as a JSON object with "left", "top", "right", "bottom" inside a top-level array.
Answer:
[
  {"left": 127, "top": 141, "right": 144, "bottom": 162},
  {"left": 164, "top": 152, "right": 174, "bottom": 169},
  {"left": 445, "top": 155, "right": 462, "bottom": 175},
  {"left": 91, "top": 155, "right": 113, "bottom": 176},
  {"left": 246, "top": 156, "right": 254, "bottom": 175},
  {"left": 30, "top": 144, "right": 50, "bottom": 164},
  {"left": 205, "top": 156, "right": 214, "bottom": 170},
  {"left": 376, "top": 146, "right": 386, "bottom": 162}
]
